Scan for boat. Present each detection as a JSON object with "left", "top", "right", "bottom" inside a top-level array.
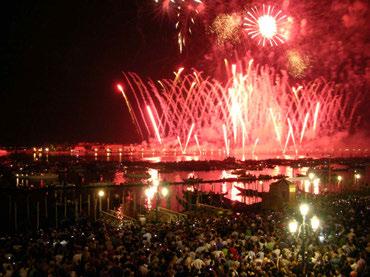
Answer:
[
  {"left": 231, "top": 169, "right": 246, "bottom": 175},
  {"left": 27, "top": 173, "right": 59, "bottom": 180},
  {"left": 234, "top": 186, "right": 264, "bottom": 197},
  {"left": 183, "top": 172, "right": 203, "bottom": 183},
  {"left": 258, "top": 174, "right": 273, "bottom": 180},
  {"left": 183, "top": 177, "right": 203, "bottom": 184},
  {"left": 125, "top": 172, "right": 151, "bottom": 179},
  {"left": 239, "top": 173, "right": 256, "bottom": 179}
]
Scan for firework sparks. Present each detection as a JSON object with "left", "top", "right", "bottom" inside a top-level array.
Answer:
[
  {"left": 252, "top": 138, "right": 259, "bottom": 157},
  {"left": 223, "top": 124, "right": 230, "bottom": 157},
  {"left": 121, "top": 60, "right": 363, "bottom": 156},
  {"left": 313, "top": 102, "right": 320, "bottom": 133},
  {"left": 243, "top": 5, "right": 288, "bottom": 46},
  {"left": 146, "top": 105, "right": 162, "bottom": 144},
  {"left": 194, "top": 134, "right": 201, "bottom": 154},
  {"left": 287, "top": 50, "right": 310, "bottom": 77},
  {"left": 184, "top": 123, "right": 195, "bottom": 154},
  {"left": 154, "top": 0, "right": 204, "bottom": 53},
  {"left": 300, "top": 112, "right": 310, "bottom": 144},
  {"left": 116, "top": 84, "right": 144, "bottom": 140},
  {"left": 177, "top": 136, "right": 184, "bottom": 153},
  {"left": 210, "top": 13, "right": 242, "bottom": 45}
]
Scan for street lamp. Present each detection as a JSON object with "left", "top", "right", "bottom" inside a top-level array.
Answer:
[
  {"left": 288, "top": 220, "right": 298, "bottom": 233},
  {"left": 337, "top": 175, "right": 342, "bottom": 182},
  {"left": 161, "top": 187, "right": 169, "bottom": 197},
  {"left": 304, "top": 173, "right": 317, "bottom": 195},
  {"left": 354, "top": 173, "right": 361, "bottom": 185},
  {"left": 288, "top": 203, "right": 320, "bottom": 275},
  {"left": 310, "top": 215, "right": 320, "bottom": 231},
  {"left": 308, "top": 172, "right": 315, "bottom": 181},
  {"left": 98, "top": 190, "right": 105, "bottom": 212},
  {"left": 299, "top": 203, "right": 309, "bottom": 217}
]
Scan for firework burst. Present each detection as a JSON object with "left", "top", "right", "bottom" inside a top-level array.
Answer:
[
  {"left": 287, "top": 50, "right": 310, "bottom": 78},
  {"left": 120, "top": 60, "right": 363, "bottom": 155},
  {"left": 210, "top": 13, "right": 242, "bottom": 45},
  {"left": 243, "top": 5, "right": 288, "bottom": 46},
  {"left": 154, "top": 0, "right": 205, "bottom": 53}
]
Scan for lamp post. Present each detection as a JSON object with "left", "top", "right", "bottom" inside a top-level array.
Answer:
[
  {"left": 304, "top": 172, "right": 315, "bottom": 195},
  {"left": 288, "top": 203, "right": 320, "bottom": 275},
  {"left": 308, "top": 172, "right": 315, "bottom": 181},
  {"left": 155, "top": 186, "right": 169, "bottom": 223},
  {"left": 354, "top": 173, "right": 361, "bottom": 186},
  {"left": 98, "top": 190, "right": 105, "bottom": 212}
]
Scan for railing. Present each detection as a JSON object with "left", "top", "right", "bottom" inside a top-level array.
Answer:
[
  {"left": 195, "top": 203, "right": 231, "bottom": 214},
  {"left": 157, "top": 207, "right": 187, "bottom": 219},
  {"left": 99, "top": 210, "right": 136, "bottom": 228}
]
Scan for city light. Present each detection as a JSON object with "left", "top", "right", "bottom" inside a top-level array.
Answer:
[{"left": 98, "top": 190, "right": 105, "bottom": 197}]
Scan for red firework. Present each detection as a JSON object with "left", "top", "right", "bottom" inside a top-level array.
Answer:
[
  {"left": 243, "top": 5, "right": 288, "bottom": 46},
  {"left": 154, "top": 0, "right": 205, "bottom": 53}
]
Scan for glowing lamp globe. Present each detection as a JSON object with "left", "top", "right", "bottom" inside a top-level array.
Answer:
[
  {"left": 161, "top": 187, "right": 169, "bottom": 197},
  {"left": 299, "top": 203, "right": 309, "bottom": 217},
  {"left": 308, "top": 172, "right": 315, "bottom": 180},
  {"left": 288, "top": 220, "right": 298, "bottom": 233},
  {"left": 311, "top": 215, "right": 320, "bottom": 231},
  {"left": 98, "top": 190, "right": 105, "bottom": 197}
]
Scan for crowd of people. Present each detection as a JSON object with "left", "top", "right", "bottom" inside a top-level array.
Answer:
[{"left": 0, "top": 192, "right": 369, "bottom": 276}]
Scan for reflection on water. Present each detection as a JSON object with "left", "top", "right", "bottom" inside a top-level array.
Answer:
[
  {"left": 113, "top": 171, "right": 125, "bottom": 185},
  {"left": 11, "top": 153, "right": 370, "bottom": 214},
  {"left": 118, "top": 164, "right": 369, "bottom": 213},
  {"left": 133, "top": 166, "right": 314, "bottom": 211},
  {"left": 144, "top": 169, "right": 160, "bottom": 209}
]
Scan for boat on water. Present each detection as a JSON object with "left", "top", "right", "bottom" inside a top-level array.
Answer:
[
  {"left": 234, "top": 185, "right": 264, "bottom": 197},
  {"left": 258, "top": 174, "right": 273, "bottom": 180},
  {"left": 231, "top": 169, "right": 246, "bottom": 175},
  {"left": 180, "top": 189, "right": 260, "bottom": 212},
  {"left": 230, "top": 169, "right": 257, "bottom": 179},
  {"left": 182, "top": 190, "right": 228, "bottom": 197},
  {"left": 183, "top": 177, "right": 203, "bottom": 184},
  {"left": 26, "top": 173, "right": 59, "bottom": 180},
  {"left": 183, "top": 172, "right": 203, "bottom": 183},
  {"left": 88, "top": 182, "right": 114, "bottom": 187},
  {"left": 125, "top": 172, "right": 151, "bottom": 179}
]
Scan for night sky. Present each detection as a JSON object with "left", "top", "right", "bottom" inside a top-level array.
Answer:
[{"left": 0, "top": 0, "right": 178, "bottom": 146}]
